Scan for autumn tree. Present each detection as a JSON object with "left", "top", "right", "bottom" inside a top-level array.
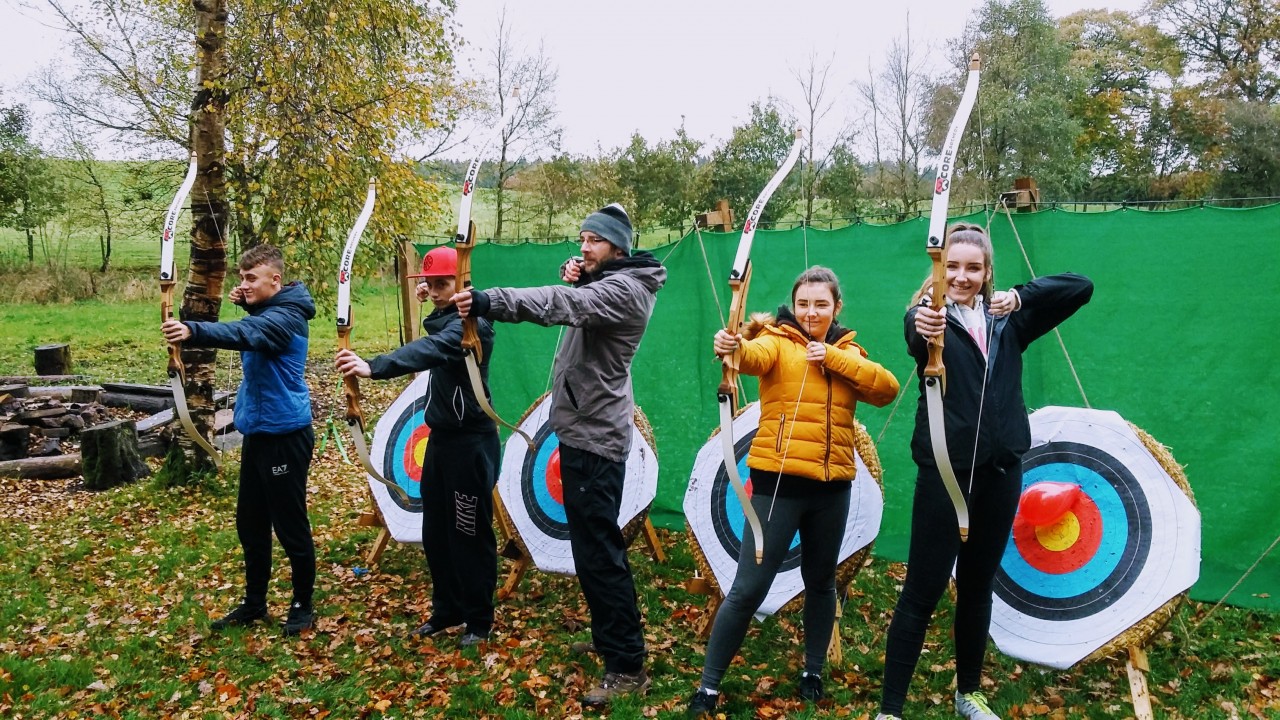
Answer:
[
  {"left": 615, "top": 125, "right": 706, "bottom": 230},
  {"left": 1059, "top": 9, "right": 1184, "bottom": 200},
  {"left": 0, "top": 100, "right": 64, "bottom": 263},
  {"left": 703, "top": 100, "right": 802, "bottom": 227},
  {"left": 486, "top": 9, "right": 560, "bottom": 240},
  {"left": 815, "top": 141, "right": 866, "bottom": 218},
  {"left": 792, "top": 52, "right": 847, "bottom": 224},
  {"left": 945, "top": 0, "right": 1087, "bottom": 200},
  {"left": 1149, "top": 0, "right": 1280, "bottom": 103},
  {"left": 34, "top": 0, "right": 459, "bottom": 290},
  {"left": 857, "top": 26, "right": 932, "bottom": 218}
]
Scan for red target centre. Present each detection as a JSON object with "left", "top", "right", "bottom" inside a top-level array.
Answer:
[
  {"left": 1013, "top": 485, "right": 1102, "bottom": 575},
  {"left": 402, "top": 424, "right": 431, "bottom": 485},
  {"left": 545, "top": 447, "right": 564, "bottom": 504}
]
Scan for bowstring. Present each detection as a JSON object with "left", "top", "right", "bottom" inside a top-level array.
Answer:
[
  {"left": 767, "top": 221, "right": 815, "bottom": 521},
  {"left": 202, "top": 188, "right": 237, "bottom": 452}
]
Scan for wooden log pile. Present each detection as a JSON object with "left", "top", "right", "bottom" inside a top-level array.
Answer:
[
  {"left": 1, "top": 387, "right": 112, "bottom": 461},
  {"left": 0, "top": 382, "right": 234, "bottom": 481}
]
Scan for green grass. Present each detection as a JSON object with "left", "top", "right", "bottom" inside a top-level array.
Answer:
[{"left": 0, "top": 272, "right": 1277, "bottom": 719}]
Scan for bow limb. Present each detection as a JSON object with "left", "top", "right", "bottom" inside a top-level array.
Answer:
[
  {"left": 717, "top": 261, "right": 763, "bottom": 564},
  {"left": 448, "top": 87, "right": 534, "bottom": 448},
  {"left": 924, "top": 52, "right": 981, "bottom": 542},
  {"left": 454, "top": 219, "right": 535, "bottom": 448},
  {"left": 160, "top": 152, "right": 221, "bottom": 468},
  {"left": 337, "top": 178, "right": 410, "bottom": 503},
  {"left": 717, "top": 128, "right": 806, "bottom": 565}
]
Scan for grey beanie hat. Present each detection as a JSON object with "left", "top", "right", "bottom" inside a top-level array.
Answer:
[{"left": 581, "top": 203, "right": 633, "bottom": 255}]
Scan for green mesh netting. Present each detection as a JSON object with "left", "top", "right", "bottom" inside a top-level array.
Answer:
[{"left": 415, "top": 202, "right": 1280, "bottom": 610}]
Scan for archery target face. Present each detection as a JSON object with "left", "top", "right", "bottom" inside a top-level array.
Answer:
[
  {"left": 989, "top": 406, "right": 1200, "bottom": 669},
  {"left": 497, "top": 393, "right": 659, "bottom": 575},
  {"left": 367, "top": 372, "right": 431, "bottom": 544},
  {"left": 684, "top": 401, "right": 883, "bottom": 616}
]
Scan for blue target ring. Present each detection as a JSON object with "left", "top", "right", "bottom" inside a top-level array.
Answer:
[
  {"left": 1001, "top": 462, "right": 1124, "bottom": 598},
  {"left": 379, "top": 400, "right": 427, "bottom": 512},
  {"left": 995, "top": 441, "right": 1151, "bottom": 621},
  {"left": 520, "top": 423, "right": 569, "bottom": 540},
  {"left": 711, "top": 429, "right": 802, "bottom": 569}
]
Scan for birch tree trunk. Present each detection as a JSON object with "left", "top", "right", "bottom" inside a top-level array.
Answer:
[{"left": 171, "top": 0, "right": 230, "bottom": 473}]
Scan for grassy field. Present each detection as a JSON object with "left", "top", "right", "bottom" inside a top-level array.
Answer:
[{"left": 0, "top": 278, "right": 1278, "bottom": 718}]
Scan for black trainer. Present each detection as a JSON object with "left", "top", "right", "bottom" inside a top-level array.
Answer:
[
  {"left": 687, "top": 688, "right": 719, "bottom": 717},
  {"left": 797, "top": 672, "right": 823, "bottom": 702},
  {"left": 210, "top": 602, "right": 268, "bottom": 631},
  {"left": 282, "top": 602, "right": 313, "bottom": 636}
]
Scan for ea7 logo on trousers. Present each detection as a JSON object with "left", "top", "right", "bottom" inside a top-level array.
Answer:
[{"left": 272, "top": 464, "right": 289, "bottom": 476}]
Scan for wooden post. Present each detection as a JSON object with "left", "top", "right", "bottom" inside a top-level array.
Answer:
[
  {"left": 34, "top": 344, "right": 72, "bottom": 376},
  {"left": 826, "top": 596, "right": 844, "bottom": 665},
  {"left": 400, "top": 240, "right": 420, "bottom": 344},
  {"left": 1125, "top": 645, "right": 1155, "bottom": 720},
  {"left": 642, "top": 518, "right": 666, "bottom": 563}
]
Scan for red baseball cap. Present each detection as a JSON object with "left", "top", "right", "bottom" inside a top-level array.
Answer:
[{"left": 407, "top": 246, "right": 458, "bottom": 278}]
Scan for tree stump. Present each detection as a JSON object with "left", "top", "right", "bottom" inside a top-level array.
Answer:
[
  {"left": 81, "top": 419, "right": 151, "bottom": 490},
  {"left": 34, "top": 344, "right": 72, "bottom": 376},
  {"left": 0, "top": 423, "right": 30, "bottom": 461}
]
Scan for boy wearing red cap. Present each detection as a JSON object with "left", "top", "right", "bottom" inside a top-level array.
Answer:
[{"left": 335, "top": 246, "right": 500, "bottom": 647}]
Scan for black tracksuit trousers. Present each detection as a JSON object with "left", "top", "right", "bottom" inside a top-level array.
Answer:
[
  {"left": 237, "top": 426, "right": 316, "bottom": 607},
  {"left": 420, "top": 429, "right": 500, "bottom": 635}
]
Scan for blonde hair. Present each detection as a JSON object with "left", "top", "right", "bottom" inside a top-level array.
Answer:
[{"left": 909, "top": 223, "right": 994, "bottom": 308}]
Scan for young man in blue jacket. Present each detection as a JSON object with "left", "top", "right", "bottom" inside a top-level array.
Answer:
[
  {"left": 335, "top": 246, "right": 500, "bottom": 647},
  {"left": 161, "top": 244, "right": 318, "bottom": 636}
]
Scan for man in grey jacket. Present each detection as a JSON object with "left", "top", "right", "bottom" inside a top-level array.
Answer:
[{"left": 453, "top": 203, "right": 665, "bottom": 706}]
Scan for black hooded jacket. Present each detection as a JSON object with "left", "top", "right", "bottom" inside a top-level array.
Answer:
[
  {"left": 905, "top": 272, "right": 1093, "bottom": 471},
  {"left": 367, "top": 305, "right": 498, "bottom": 434}
]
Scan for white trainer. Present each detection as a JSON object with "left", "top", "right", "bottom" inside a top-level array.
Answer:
[{"left": 955, "top": 690, "right": 1001, "bottom": 720}]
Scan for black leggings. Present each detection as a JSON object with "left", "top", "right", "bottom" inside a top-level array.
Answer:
[
  {"left": 699, "top": 485, "right": 850, "bottom": 691},
  {"left": 880, "top": 462, "right": 1020, "bottom": 716}
]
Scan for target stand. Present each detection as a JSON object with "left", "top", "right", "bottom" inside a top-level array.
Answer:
[
  {"left": 683, "top": 402, "right": 884, "bottom": 663},
  {"left": 988, "top": 406, "right": 1199, "bottom": 719},
  {"left": 492, "top": 392, "right": 664, "bottom": 600}
]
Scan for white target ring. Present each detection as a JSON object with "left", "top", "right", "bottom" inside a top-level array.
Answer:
[
  {"left": 367, "top": 371, "right": 432, "bottom": 544},
  {"left": 684, "top": 401, "right": 883, "bottom": 615},
  {"left": 989, "top": 406, "right": 1200, "bottom": 669},
  {"left": 496, "top": 393, "right": 659, "bottom": 575}
]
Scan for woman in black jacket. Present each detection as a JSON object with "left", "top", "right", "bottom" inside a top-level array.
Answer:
[{"left": 876, "top": 224, "right": 1093, "bottom": 720}]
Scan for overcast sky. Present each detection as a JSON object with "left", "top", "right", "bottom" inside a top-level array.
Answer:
[{"left": 2, "top": 0, "right": 1148, "bottom": 157}]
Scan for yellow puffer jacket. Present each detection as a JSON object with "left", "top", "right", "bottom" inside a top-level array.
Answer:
[{"left": 733, "top": 314, "right": 899, "bottom": 482}]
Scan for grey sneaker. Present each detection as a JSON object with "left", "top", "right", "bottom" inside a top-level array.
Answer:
[
  {"left": 458, "top": 631, "right": 488, "bottom": 647},
  {"left": 210, "top": 602, "right": 267, "bottom": 631},
  {"left": 875, "top": 715, "right": 903, "bottom": 720},
  {"left": 582, "top": 668, "right": 651, "bottom": 706},
  {"left": 955, "top": 690, "right": 1001, "bottom": 720}
]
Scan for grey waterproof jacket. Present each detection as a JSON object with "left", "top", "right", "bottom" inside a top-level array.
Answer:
[{"left": 485, "top": 254, "right": 666, "bottom": 462}]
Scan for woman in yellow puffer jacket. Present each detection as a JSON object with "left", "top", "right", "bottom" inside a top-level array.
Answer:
[{"left": 687, "top": 266, "right": 900, "bottom": 718}]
